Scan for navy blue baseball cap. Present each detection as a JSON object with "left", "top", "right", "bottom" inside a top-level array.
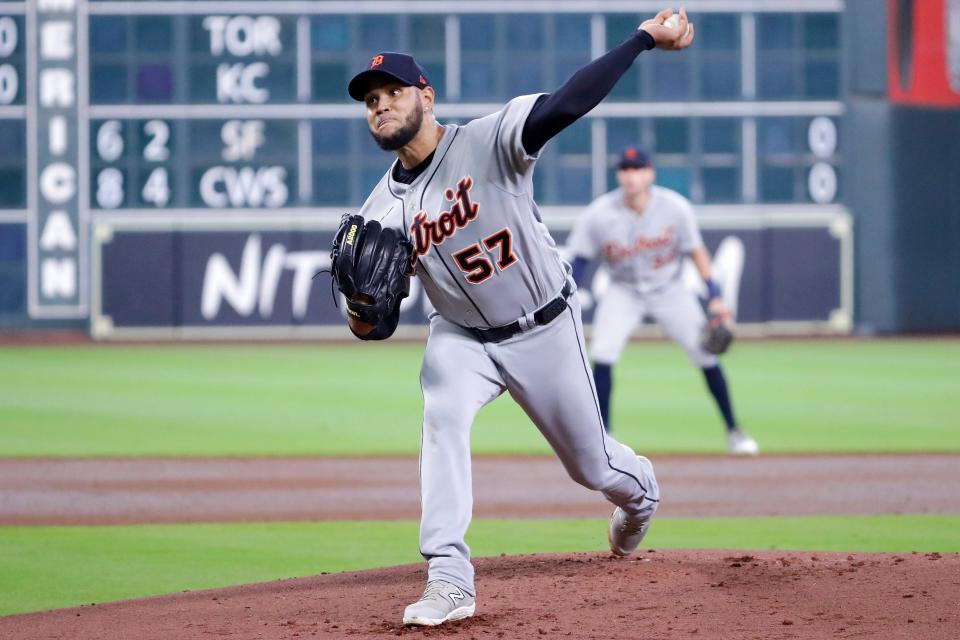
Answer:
[
  {"left": 617, "top": 145, "right": 653, "bottom": 170},
  {"left": 348, "top": 52, "right": 431, "bottom": 101}
]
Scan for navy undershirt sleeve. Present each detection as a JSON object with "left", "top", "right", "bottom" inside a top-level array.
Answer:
[{"left": 521, "top": 29, "right": 656, "bottom": 155}]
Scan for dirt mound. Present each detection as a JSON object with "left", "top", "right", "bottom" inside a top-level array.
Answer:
[{"left": 3, "top": 550, "right": 958, "bottom": 639}]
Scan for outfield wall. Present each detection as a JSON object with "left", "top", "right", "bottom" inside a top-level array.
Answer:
[{"left": 89, "top": 205, "right": 851, "bottom": 340}]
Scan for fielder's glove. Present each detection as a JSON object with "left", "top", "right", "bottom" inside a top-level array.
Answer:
[
  {"left": 701, "top": 311, "right": 734, "bottom": 355},
  {"left": 330, "top": 214, "right": 414, "bottom": 327}
]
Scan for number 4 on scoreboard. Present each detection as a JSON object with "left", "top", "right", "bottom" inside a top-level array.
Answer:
[
  {"left": 452, "top": 227, "right": 518, "bottom": 284},
  {"left": 142, "top": 168, "right": 170, "bottom": 207}
]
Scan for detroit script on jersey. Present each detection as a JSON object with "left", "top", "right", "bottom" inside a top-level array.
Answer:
[
  {"left": 357, "top": 95, "right": 569, "bottom": 328},
  {"left": 409, "top": 177, "right": 480, "bottom": 257},
  {"left": 602, "top": 224, "right": 680, "bottom": 269}
]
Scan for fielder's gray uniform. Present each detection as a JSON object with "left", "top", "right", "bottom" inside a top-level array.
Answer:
[
  {"left": 568, "top": 186, "right": 718, "bottom": 367},
  {"left": 358, "top": 96, "right": 659, "bottom": 596}
]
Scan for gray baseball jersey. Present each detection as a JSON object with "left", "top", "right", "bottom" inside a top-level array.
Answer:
[
  {"left": 357, "top": 94, "right": 568, "bottom": 329},
  {"left": 567, "top": 185, "right": 703, "bottom": 294}
]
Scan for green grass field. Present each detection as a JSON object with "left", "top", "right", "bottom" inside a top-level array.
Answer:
[
  {"left": 1, "top": 340, "right": 958, "bottom": 456},
  {"left": 1, "top": 340, "right": 958, "bottom": 616}
]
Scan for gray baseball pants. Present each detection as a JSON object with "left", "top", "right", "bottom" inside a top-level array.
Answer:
[{"left": 417, "top": 294, "right": 659, "bottom": 595}]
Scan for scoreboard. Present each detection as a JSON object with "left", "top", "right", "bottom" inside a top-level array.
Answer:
[
  {"left": 6, "top": 2, "right": 349, "bottom": 322},
  {"left": 0, "top": 1, "right": 852, "bottom": 338},
  {"left": 88, "top": 12, "right": 304, "bottom": 212}
]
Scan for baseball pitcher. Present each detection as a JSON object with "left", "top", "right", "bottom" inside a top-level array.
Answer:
[{"left": 330, "top": 9, "right": 695, "bottom": 627}]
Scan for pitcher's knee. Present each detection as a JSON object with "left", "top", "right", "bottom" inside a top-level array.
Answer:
[
  {"left": 569, "top": 461, "right": 652, "bottom": 500},
  {"left": 564, "top": 464, "right": 612, "bottom": 492}
]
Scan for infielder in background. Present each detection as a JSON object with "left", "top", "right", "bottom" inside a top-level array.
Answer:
[
  {"left": 568, "top": 146, "right": 759, "bottom": 455},
  {"left": 336, "top": 8, "right": 694, "bottom": 629}
]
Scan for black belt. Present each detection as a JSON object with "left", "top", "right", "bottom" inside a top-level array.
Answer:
[{"left": 471, "top": 282, "right": 573, "bottom": 344}]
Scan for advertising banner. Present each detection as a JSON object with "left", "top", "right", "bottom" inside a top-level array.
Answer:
[{"left": 92, "top": 212, "right": 852, "bottom": 339}]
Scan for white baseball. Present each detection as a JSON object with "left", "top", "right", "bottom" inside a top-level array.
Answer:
[{"left": 664, "top": 12, "right": 690, "bottom": 38}]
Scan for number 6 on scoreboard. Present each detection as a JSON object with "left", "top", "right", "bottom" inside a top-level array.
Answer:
[{"left": 96, "top": 120, "right": 123, "bottom": 163}]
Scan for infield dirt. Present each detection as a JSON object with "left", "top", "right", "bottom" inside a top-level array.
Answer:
[{"left": 2, "top": 454, "right": 959, "bottom": 525}]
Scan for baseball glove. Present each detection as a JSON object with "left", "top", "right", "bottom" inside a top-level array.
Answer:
[
  {"left": 330, "top": 214, "right": 414, "bottom": 327},
  {"left": 701, "top": 312, "right": 734, "bottom": 355}
]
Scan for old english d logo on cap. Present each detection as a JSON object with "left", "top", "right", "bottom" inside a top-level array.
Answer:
[
  {"left": 617, "top": 145, "right": 652, "bottom": 169},
  {"left": 348, "top": 52, "right": 432, "bottom": 101}
]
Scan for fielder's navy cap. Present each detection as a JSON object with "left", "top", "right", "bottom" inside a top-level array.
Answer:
[
  {"left": 617, "top": 145, "right": 653, "bottom": 170},
  {"left": 348, "top": 52, "right": 431, "bottom": 101}
]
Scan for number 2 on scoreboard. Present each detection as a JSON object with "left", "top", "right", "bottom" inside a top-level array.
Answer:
[{"left": 452, "top": 227, "right": 518, "bottom": 284}]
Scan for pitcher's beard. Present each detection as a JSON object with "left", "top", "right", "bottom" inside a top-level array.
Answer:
[{"left": 371, "top": 107, "right": 424, "bottom": 151}]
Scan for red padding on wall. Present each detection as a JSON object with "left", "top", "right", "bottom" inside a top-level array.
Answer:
[{"left": 888, "top": 0, "right": 960, "bottom": 106}]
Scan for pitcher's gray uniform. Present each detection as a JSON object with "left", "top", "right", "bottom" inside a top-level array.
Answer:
[
  {"left": 568, "top": 185, "right": 712, "bottom": 367},
  {"left": 346, "top": 13, "right": 696, "bottom": 625},
  {"left": 358, "top": 95, "right": 658, "bottom": 596}
]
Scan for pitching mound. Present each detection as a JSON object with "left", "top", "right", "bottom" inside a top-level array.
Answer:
[{"left": 3, "top": 550, "right": 958, "bottom": 639}]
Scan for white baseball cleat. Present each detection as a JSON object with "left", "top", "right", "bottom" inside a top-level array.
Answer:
[
  {"left": 727, "top": 428, "right": 759, "bottom": 456},
  {"left": 608, "top": 456, "right": 659, "bottom": 557},
  {"left": 402, "top": 580, "right": 476, "bottom": 627}
]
